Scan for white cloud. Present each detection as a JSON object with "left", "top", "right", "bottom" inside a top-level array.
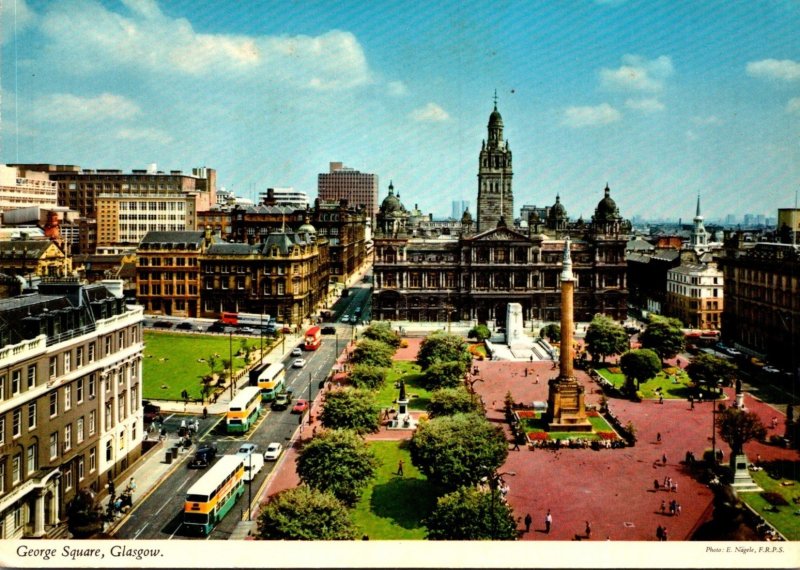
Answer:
[
  {"left": 33, "top": 93, "right": 141, "bottom": 122},
  {"left": 625, "top": 98, "right": 664, "bottom": 112},
  {"left": 746, "top": 59, "right": 800, "bottom": 81},
  {"left": 562, "top": 103, "right": 621, "bottom": 127},
  {"left": 600, "top": 55, "right": 674, "bottom": 92},
  {"left": 410, "top": 103, "right": 450, "bottom": 122},
  {"left": 787, "top": 97, "right": 800, "bottom": 114},
  {"left": 691, "top": 115, "right": 723, "bottom": 126},
  {"left": 116, "top": 127, "right": 173, "bottom": 145},
  {"left": 38, "top": 1, "right": 371, "bottom": 90},
  {"left": 1, "top": 0, "right": 36, "bottom": 44},
  {"left": 388, "top": 81, "right": 409, "bottom": 97}
]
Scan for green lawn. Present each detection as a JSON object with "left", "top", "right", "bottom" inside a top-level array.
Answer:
[
  {"left": 595, "top": 366, "right": 693, "bottom": 399},
  {"left": 352, "top": 440, "right": 437, "bottom": 539},
  {"left": 519, "top": 411, "right": 617, "bottom": 441},
  {"left": 374, "top": 361, "right": 432, "bottom": 411},
  {"left": 142, "top": 331, "right": 265, "bottom": 401},
  {"left": 739, "top": 464, "right": 800, "bottom": 541}
]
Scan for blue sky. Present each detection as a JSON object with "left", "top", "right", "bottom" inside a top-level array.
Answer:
[{"left": 1, "top": 0, "right": 799, "bottom": 221}]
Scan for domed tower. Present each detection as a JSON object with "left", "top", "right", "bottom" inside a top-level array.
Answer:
[
  {"left": 546, "top": 195, "right": 568, "bottom": 232},
  {"left": 592, "top": 184, "right": 623, "bottom": 235},
  {"left": 477, "top": 93, "right": 513, "bottom": 232},
  {"left": 376, "top": 181, "right": 409, "bottom": 237}
]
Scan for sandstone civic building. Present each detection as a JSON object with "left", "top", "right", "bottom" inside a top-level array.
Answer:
[
  {"left": 0, "top": 279, "right": 143, "bottom": 538},
  {"left": 372, "top": 102, "right": 631, "bottom": 327}
]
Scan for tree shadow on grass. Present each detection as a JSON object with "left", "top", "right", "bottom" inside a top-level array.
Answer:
[{"left": 370, "top": 478, "right": 437, "bottom": 530}]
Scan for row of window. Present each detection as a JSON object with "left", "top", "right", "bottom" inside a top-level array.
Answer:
[
  {"left": 139, "top": 284, "right": 197, "bottom": 296},
  {"left": 138, "top": 257, "right": 197, "bottom": 267},
  {"left": 119, "top": 201, "right": 186, "bottom": 211}
]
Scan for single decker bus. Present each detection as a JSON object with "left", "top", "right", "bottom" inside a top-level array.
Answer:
[
  {"left": 225, "top": 386, "right": 261, "bottom": 433},
  {"left": 183, "top": 455, "right": 245, "bottom": 535},
  {"left": 255, "top": 362, "right": 286, "bottom": 402},
  {"left": 304, "top": 326, "right": 322, "bottom": 351}
]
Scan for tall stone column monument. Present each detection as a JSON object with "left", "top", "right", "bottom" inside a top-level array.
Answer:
[{"left": 546, "top": 237, "right": 592, "bottom": 431}]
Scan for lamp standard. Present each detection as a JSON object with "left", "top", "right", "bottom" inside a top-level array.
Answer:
[
  {"left": 486, "top": 470, "right": 515, "bottom": 539},
  {"left": 308, "top": 372, "right": 313, "bottom": 426},
  {"left": 711, "top": 380, "right": 720, "bottom": 463},
  {"left": 247, "top": 452, "right": 252, "bottom": 521},
  {"left": 228, "top": 331, "right": 234, "bottom": 399}
]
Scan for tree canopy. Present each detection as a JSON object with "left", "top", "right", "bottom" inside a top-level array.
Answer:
[
  {"left": 409, "top": 413, "right": 508, "bottom": 492},
  {"left": 639, "top": 316, "right": 685, "bottom": 362},
  {"left": 424, "top": 360, "right": 467, "bottom": 390},
  {"left": 350, "top": 339, "right": 394, "bottom": 369},
  {"left": 686, "top": 353, "right": 738, "bottom": 393},
  {"left": 424, "top": 486, "right": 517, "bottom": 540},
  {"left": 296, "top": 429, "right": 378, "bottom": 505},
  {"left": 427, "top": 387, "right": 483, "bottom": 418},
  {"left": 468, "top": 324, "right": 492, "bottom": 342},
  {"left": 620, "top": 348, "right": 662, "bottom": 392},
  {"left": 319, "top": 388, "right": 381, "bottom": 434},
  {"left": 67, "top": 488, "right": 104, "bottom": 538},
  {"left": 256, "top": 486, "right": 356, "bottom": 540},
  {"left": 417, "top": 331, "right": 472, "bottom": 370},
  {"left": 584, "top": 315, "right": 629, "bottom": 363},
  {"left": 539, "top": 323, "right": 561, "bottom": 343},
  {"left": 717, "top": 407, "right": 767, "bottom": 457},
  {"left": 361, "top": 322, "right": 401, "bottom": 349},
  {"left": 348, "top": 364, "right": 388, "bottom": 391}
]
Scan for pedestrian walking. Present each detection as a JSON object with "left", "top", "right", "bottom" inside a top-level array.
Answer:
[
  {"left": 397, "top": 460, "right": 404, "bottom": 476},
  {"left": 656, "top": 432, "right": 661, "bottom": 442},
  {"left": 662, "top": 527, "right": 668, "bottom": 541},
  {"left": 513, "top": 439, "right": 521, "bottom": 451},
  {"left": 662, "top": 453, "right": 667, "bottom": 465},
  {"left": 690, "top": 399, "right": 695, "bottom": 410},
  {"left": 545, "top": 509, "right": 552, "bottom": 533},
  {"left": 656, "top": 525, "right": 663, "bottom": 541},
  {"left": 202, "top": 407, "right": 208, "bottom": 420},
  {"left": 585, "top": 521, "right": 592, "bottom": 539},
  {"left": 653, "top": 479, "right": 659, "bottom": 491},
  {"left": 524, "top": 513, "right": 532, "bottom": 533},
  {"left": 659, "top": 394, "right": 664, "bottom": 405},
  {"left": 660, "top": 500, "right": 666, "bottom": 514}
]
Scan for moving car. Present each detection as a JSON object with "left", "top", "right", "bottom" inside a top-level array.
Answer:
[
  {"left": 263, "top": 442, "right": 283, "bottom": 461},
  {"left": 340, "top": 315, "right": 350, "bottom": 323},
  {"left": 321, "top": 326, "right": 336, "bottom": 335},
  {"left": 292, "top": 399, "right": 308, "bottom": 414},
  {"left": 271, "top": 391, "right": 292, "bottom": 411},
  {"left": 292, "top": 358, "right": 306, "bottom": 368},
  {"left": 242, "top": 453, "right": 264, "bottom": 481},
  {"left": 236, "top": 443, "right": 258, "bottom": 456},
  {"left": 188, "top": 444, "right": 217, "bottom": 469},
  {"left": 291, "top": 347, "right": 303, "bottom": 357}
]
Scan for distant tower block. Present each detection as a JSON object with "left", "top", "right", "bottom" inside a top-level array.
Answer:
[{"left": 546, "top": 237, "right": 592, "bottom": 431}]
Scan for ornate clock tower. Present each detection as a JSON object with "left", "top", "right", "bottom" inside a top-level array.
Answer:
[{"left": 476, "top": 93, "right": 513, "bottom": 232}]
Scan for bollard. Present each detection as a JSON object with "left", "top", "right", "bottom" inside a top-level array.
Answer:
[{"left": 165, "top": 451, "right": 173, "bottom": 464}]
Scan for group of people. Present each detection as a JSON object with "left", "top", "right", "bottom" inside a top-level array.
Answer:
[{"left": 659, "top": 498, "right": 682, "bottom": 516}]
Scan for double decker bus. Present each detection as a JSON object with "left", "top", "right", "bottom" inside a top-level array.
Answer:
[
  {"left": 183, "top": 455, "right": 245, "bottom": 535},
  {"left": 304, "top": 326, "right": 322, "bottom": 351},
  {"left": 219, "top": 312, "right": 272, "bottom": 329},
  {"left": 226, "top": 386, "right": 262, "bottom": 433},
  {"left": 255, "top": 362, "right": 286, "bottom": 402}
]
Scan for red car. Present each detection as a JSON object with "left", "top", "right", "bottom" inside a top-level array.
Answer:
[{"left": 292, "top": 399, "right": 308, "bottom": 414}]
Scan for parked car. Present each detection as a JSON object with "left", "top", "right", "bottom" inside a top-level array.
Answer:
[
  {"left": 236, "top": 443, "right": 258, "bottom": 456},
  {"left": 271, "top": 391, "right": 292, "bottom": 410},
  {"left": 207, "top": 322, "right": 225, "bottom": 333},
  {"left": 292, "top": 358, "right": 306, "bottom": 368},
  {"left": 153, "top": 321, "right": 173, "bottom": 329},
  {"left": 176, "top": 322, "right": 194, "bottom": 330},
  {"left": 263, "top": 442, "right": 283, "bottom": 461},
  {"left": 291, "top": 347, "right": 303, "bottom": 357},
  {"left": 321, "top": 326, "right": 336, "bottom": 335},
  {"left": 340, "top": 315, "right": 350, "bottom": 323},
  {"left": 763, "top": 365, "right": 781, "bottom": 374},
  {"left": 240, "top": 327, "right": 256, "bottom": 334},
  {"left": 292, "top": 399, "right": 308, "bottom": 414},
  {"left": 188, "top": 443, "right": 217, "bottom": 469}
]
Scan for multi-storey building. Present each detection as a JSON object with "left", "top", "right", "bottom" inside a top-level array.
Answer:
[
  {"left": 372, "top": 103, "right": 630, "bottom": 326},
  {"left": 197, "top": 210, "right": 233, "bottom": 241},
  {"left": 136, "top": 231, "right": 211, "bottom": 317},
  {"left": 317, "top": 162, "right": 379, "bottom": 218},
  {"left": 0, "top": 238, "right": 71, "bottom": 281},
  {"left": 199, "top": 229, "right": 328, "bottom": 325},
  {"left": 0, "top": 165, "right": 58, "bottom": 213},
  {"left": 259, "top": 187, "right": 310, "bottom": 210},
  {"left": 665, "top": 263, "right": 724, "bottom": 329},
  {"left": 719, "top": 240, "right": 799, "bottom": 371},
  {"left": 97, "top": 192, "right": 198, "bottom": 247},
  {"left": 0, "top": 279, "right": 143, "bottom": 538}
]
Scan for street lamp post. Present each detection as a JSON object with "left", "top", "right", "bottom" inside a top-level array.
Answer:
[
  {"left": 229, "top": 331, "right": 234, "bottom": 399},
  {"left": 711, "top": 382, "right": 719, "bottom": 463},
  {"left": 308, "top": 372, "right": 313, "bottom": 426},
  {"left": 247, "top": 452, "right": 252, "bottom": 521},
  {"left": 486, "top": 470, "right": 515, "bottom": 539}
]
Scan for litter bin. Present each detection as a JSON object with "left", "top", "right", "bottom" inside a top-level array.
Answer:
[{"left": 165, "top": 450, "right": 173, "bottom": 464}]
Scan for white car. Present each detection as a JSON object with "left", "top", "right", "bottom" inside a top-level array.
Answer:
[
  {"left": 263, "top": 442, "right": 283, "bottom": 461},
  {"left": 340, "top": 315, "right": 350, "bottom": 323},
  {"left": 763, "top": 366, "right": 781, "bottom": 374},
  {"left": 240, "top": 327, "right": 256, "bottom": 334},
  {"left": 291, "top": 347, "right": 303, "bottom": 357},
  {"left": 236, "top": 443, "right": 258, "bottom": 456},
  {"left": 292, "top": 358, "right": 306, "bottom": 368}
]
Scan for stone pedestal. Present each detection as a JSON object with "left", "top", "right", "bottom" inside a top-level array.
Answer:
[
  {"left": 735, "top": 392, "right": 744, "bottom": 409},
  {"left": 730, "top": 454, "right": 761, "bottom": 493}
]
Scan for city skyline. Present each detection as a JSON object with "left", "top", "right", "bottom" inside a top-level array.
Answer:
[{"left": 1, "top": 1, "right": 798, "bottom": 220}]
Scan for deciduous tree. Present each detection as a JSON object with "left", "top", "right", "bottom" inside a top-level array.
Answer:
[
  {"left": 417, "top": 331, "right": 471, "bottom": 370},
  {"left": 717, "top": 407, "right": 767, "bottom": 457},
  {"left": 428, "top": 387, "right": 483, "bottom": 418},
  {"left": 584, "top": 315, "right": 628, "bottom": 363},
  {"left": 296, "top": 429, "right": 378, "bottom": 506},
  {"left": 350, "top": 339, "right": 394, "bottom": 369},
  {"left": 257, "top": 486, "right": 356, "bottom": 540},
  {"left": 539, "top": 323, "right": 561, "bottom": 343},
  {"left": 620, "top": 349, "right": 661, "bottom": 392},
  {"left": 361, "top": 322, "right": 401, "bottom": 348},
  {"left": 410, "top": 413, "right": 507, "bottom": 492},
  {"left": 468, "top": 324, "right": 492, "bottom": 342},
  {"left": 686, "top": 352, "right": 738, "bottom": 393},
  {"left": 424, "top": 486, "right": 517, "bottom": 540},
  {"left": 348, "top": 364, "right": 388, "bottom": 391},
  {"left": 639, "top": 315, "right": 685, "bottom": 363},
  {"left": 320, "top": 388, "right": 380, "bottom": 434},
  {"left": 424, "top": 360, "right": 467, "bottom": 390}
]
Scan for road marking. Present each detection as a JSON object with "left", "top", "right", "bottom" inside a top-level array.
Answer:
[
  {"left": 163, "top": 413, "right": 175, "bottom": 423},
  {"left": 132, "top": 522, "right": 149, "bottom": 540},
  {"left": 169, "top": 523, "right": 181, "bottom": 540}
]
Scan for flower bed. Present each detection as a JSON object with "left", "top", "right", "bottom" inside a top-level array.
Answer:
[
  {"left": 527, "top": 432, "right": 548, "bottom": 441},
  {"left": 516, "top": 410, "right": 536, "bottom": 419}
]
